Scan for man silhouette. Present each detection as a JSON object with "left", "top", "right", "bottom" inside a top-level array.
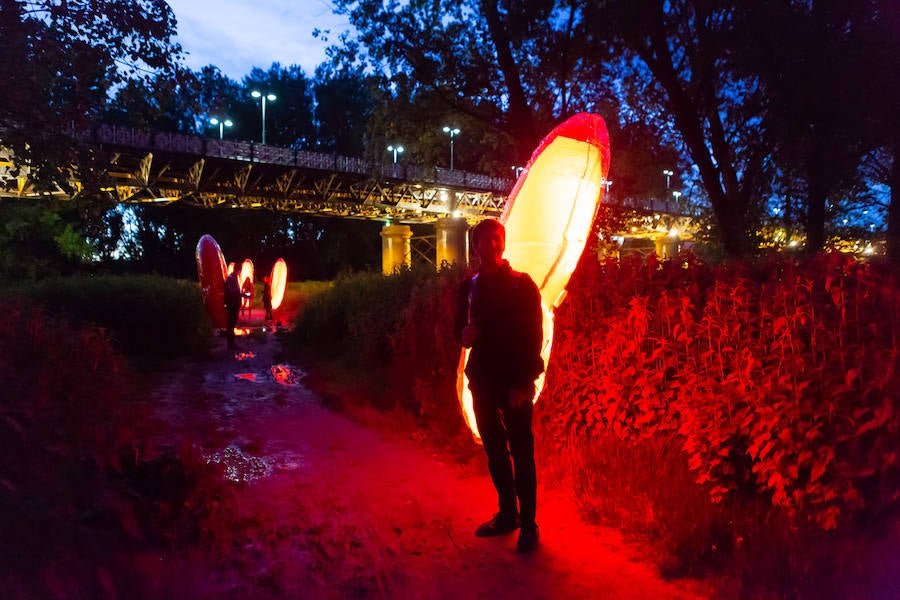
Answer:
[{"left": 455, "top": 218, "right": 544, "bottom": 553}]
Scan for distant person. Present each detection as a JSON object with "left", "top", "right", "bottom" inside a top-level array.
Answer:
[
  {"left": 224, "top": 271, "right": 242, "bottom": 349},
  {"left": 241, "top": 276, "right": 254, "bottom": 318},
  {"left": 262, "top": 276, "right": 273, "bottom": 321},
  {"left": 454, "top": 219, "right": 544, "bottom": 554}
]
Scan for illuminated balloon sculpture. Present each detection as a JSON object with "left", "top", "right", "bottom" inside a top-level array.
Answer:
[
  {"left": 195, "top": 234, "right": 228, "bottom": 328},
  {"left": 269, "top": 258, "right": 287, "bottom": 310},
  {"left": 457, "top": 113, "right": 611, "bottom": 439},
  {"left": 239, "top": 259, "right": 254, "bottom": 288}
]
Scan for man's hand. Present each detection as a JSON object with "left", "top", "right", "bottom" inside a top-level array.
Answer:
[
  {"left": 508, "top": 385, "right": 535, "bottom": 408},
  {"left": 460, "top": 324, "right": 478, "bottom": 347}
]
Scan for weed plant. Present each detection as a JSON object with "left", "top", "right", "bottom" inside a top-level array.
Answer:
[
  {"left": 7, "top": 274, "right": 212, "bottom": 358},
  {"left": 288, "top": 265, "right": 470, "bottom": 430},
  {"left": 540, "top": 251, "right": 900, "bottom": 597},
  {"left": 291, "top": 252, "right": 900, "bottom": 596},
  {"left": 0, "top": 302, "right": 154, "bottom": 594}
]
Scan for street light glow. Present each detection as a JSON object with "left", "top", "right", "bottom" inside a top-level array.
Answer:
[
  {"left": 251, "top": 90, "right": 277, "bottom": 144},
  {"left": 442, "top": 126, "right": 461, "bottom": 170},
  {"left": 663, "top": 169, "right": 674, "bottom": 189},
  {"left": 386, "top": 145, "right": 405, "bottom": 163},
  {"left": 210, "top": 117, "right": 234, "bottom": 140}
]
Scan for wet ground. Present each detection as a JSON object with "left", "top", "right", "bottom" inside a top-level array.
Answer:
[{"left": 140, "top": 311, "right": 716, "bottom": 599}]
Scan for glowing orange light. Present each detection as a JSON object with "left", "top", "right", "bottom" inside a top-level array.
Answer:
[
  {"left": 271, "top": 364, "right": 301, "bottom": 386},
  {"left": 239, "top": 259, "right": 254, "bottom": 287},
  {"left": 457, "top": 113, "right": 610, "bottom": 439},
  {"left": 235, "top": 373, "right": 257, "bottom": 382},
  {"left": 196, "top": 234, "right": 228, "bottom": 328},
  {"left": 269, "top": 258, "right": 287, "bottom": 310},
  {"left": 235, "top": 352, "right": 255, "bottom": 361}
]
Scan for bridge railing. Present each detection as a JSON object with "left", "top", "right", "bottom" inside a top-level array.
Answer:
[{"left": 90, "top": 125, "right": 514, "bottom": 193}]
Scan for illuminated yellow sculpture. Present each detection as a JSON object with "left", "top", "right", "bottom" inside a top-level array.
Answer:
[
  {"left": 269, "top": 258, "right": 287, "bottom": 310},
  {"left": 458, "top": 113, "right": 611, "bottom": 438}
]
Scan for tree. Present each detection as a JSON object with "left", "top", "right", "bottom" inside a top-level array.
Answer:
[
  {"left": 579, "top": 0, "right": 777, "bottom": 257},
  {"left": 735, "top": 0, "right": 891, "bottom": 253},
  {"left": 0, "top": 0, "right": 183, "bottom": 194},
  {"left": 103, "top": 71, "right": 202, "bottom": 134},
  {"left": 330, "top": 0, "right": 617, "bottom": 173},
  {"left": 238, "top": 64, "right": 316, "bottom": 147},
  {"left": 314, "top": 66, "right": 374, "bottom": 156}
]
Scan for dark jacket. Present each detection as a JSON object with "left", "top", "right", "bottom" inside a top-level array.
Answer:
[
  {"left": 224, "top": 273, "right": 242, "bottom": 310},
  {"left": 454, "top": 260, "right": 544, "bottom": 391}
]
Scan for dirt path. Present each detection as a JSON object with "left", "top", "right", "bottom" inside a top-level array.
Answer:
[{"left": 144, "top": 321, "right": 715, "bottom": 599}]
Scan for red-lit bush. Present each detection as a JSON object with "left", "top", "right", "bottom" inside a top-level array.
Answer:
[{"left": 542, "top": 252, "right": 900, "bottom": 530}]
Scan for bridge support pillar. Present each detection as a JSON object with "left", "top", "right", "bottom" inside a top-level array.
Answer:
[
  {"left": 380, "top": 224, "right": 413, "bottom": 274},
  {"left": 654, "top": 235, "right": 681, "bottom": 260},
  {"left": 435, "top": 217, "right": 469, "bottom": 269}
]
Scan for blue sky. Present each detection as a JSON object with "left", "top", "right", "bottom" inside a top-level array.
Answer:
[{"left": 165, "top": 0, "right": 352, "bottom": 80}]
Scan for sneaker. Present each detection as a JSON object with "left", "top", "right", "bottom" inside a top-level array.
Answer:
[
  {"left": 516, "top": 524, "right": 539, "bottom": 553},
  {"left": 475, "top": 513, "right": 520, "bottom": 537}
]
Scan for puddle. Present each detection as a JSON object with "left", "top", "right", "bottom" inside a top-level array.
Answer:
[
  {"left": 230, "top": 364, "right": 305, "bottom": 386},
  {"left": 204, "top": 445, "right": 307, "bottom": 483},
  {"left": 271, "top": 364, "right": 303, "bottom": 386}
]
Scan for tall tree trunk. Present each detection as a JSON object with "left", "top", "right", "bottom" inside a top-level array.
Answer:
[
  {"left": 480, "top": 0, "right": 538, "bottom": 149},
  {"left": 805, "top": 181, "right": 827, "bottom": 254},
  {"left": 887, "top": 132, "right": 900, "bottom": 263},
  {"left": 638, "top": 23, "right": 752, "bottom": 257}
]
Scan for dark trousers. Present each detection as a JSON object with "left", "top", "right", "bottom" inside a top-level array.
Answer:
[
  {"left": 225, "top": 304, "right": 240, "bottom": 347},
  {"left": 470, "top": 379, "right": 537, "bottom": 526}
]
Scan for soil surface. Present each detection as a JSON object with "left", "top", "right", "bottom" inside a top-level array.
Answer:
[{"left": 141, "top": 310, "right": 716, "bottom": 599}]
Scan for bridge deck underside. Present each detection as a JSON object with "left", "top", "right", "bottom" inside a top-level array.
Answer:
[{"left": 101, "top": 151, "right": 507, "bottom": 224}]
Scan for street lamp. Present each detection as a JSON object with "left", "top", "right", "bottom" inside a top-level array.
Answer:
[
  {"left": 210, "top": 117, "right": 233, "bottom": 140},
  {"left": 251, "top": 90, "right": 277, "bottom": 145},
  {"left": 603, "top": 178, "right": 613, "bottom": 195},
  {"left": 663, "top": 169, "right": 674, "bottom": 189},
  {"left": 387, "top": 144, "right": 404, "bottom": 177},
  {"left": 511, "top": 165, "right": 524, "bottom": 177},
  {"left": 387, "top": 144, "right": 405, "bottom": 164},
  {"left": 442, "top": 126, "right": 460, "bottom": 170}
]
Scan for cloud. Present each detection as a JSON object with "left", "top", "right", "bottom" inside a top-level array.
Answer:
[{"left": 167, "top": 0, "right": 351, "bottom": 80}]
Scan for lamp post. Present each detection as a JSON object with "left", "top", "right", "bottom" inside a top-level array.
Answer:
[
  {"left": 251, "top": 90, "right": 277, "bottom": 145},
  {"left": 603, "top": 178, "right": 613, "bottom": 195},
  {"left": 387, "top": 144, "right": 404, "bottom": 164},
  {"left": 442, "top": 126, "right": 460, "bottom": 170},
  {"left": 387, "top": 144, "right": 404, "bottom": 176},
  {"left": 210, "top": 117, "right": 233, "bottom": 140},
  {"left": 511, "top": 165, "right": 524, "bottom": 178},
  {"left": 663, "top": 169, "right": 674, "bottom": 190}
]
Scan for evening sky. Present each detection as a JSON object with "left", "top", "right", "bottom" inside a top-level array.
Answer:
[{"left": 165, "top": 0, "right": 352, "bottom": 80}]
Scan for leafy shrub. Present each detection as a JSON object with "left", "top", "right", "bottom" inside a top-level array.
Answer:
[
  {"left": 0, "top": 302, "right": 142, "bottom": 593},
  {"left": 8, "top": 274, "right": 213, "bottom": 358},
  {"left": 545, "top": 253, "right": 900, "bottom": 528},
  {"left": 289, "top": 266, "right": 469, "bottom": 430}
]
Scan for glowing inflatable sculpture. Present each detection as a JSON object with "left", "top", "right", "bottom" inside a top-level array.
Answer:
[
  {"left": 457, "top": 112, "right": 610, "bottom": 439},
  {"left": 269, "top": 258, "right": 287, "bottom": 310},
  {"left": 239, "top": 259, "right": 254, "bottom": 287},
  {"left": 195, "top": 234, "right": 228, "bottom": 328}
]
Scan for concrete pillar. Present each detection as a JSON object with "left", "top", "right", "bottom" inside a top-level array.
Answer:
[
  {"left": 654, "top": 235, "right": 681, "bottom": 260},
  {"left": 380, "top": 224, "right": 413, "bottom": 274},
  {"left": 435, "top": 217, "right": 469, "bottom": 269}
]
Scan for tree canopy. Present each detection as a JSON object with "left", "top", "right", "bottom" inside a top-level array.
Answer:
[{"left": 330, "top": 0, "right": 897, "bottom": 258}]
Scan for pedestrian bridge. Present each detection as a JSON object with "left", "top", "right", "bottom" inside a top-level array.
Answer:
[
  {"left": 0, "top": 125, "right": 697, "bottom": 271},
  {"left": 1, "top": 125, "right": 513, "bottom": 223}
]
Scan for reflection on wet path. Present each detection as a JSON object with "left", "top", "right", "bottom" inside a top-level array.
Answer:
[
  {"left": 146, "top": 333, "right": 316, "bottom": 485},
  {"left": 203, "top": 445, "right": 307, "bottom": 483}
]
